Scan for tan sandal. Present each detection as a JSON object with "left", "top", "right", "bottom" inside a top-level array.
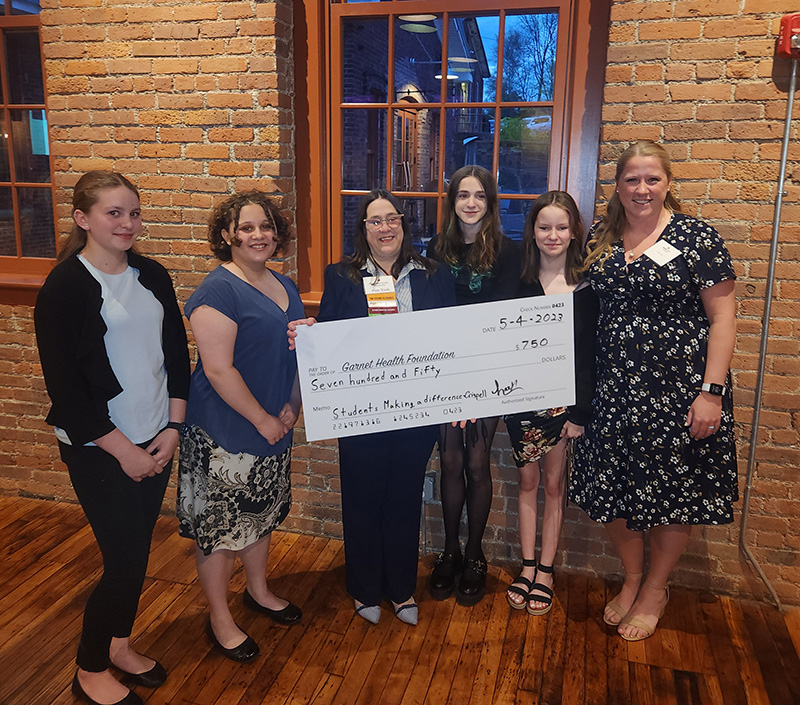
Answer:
[
  {"left": 619, "top": 583, "right": 669, "bottom": 642},
  {"left": 603, "top": 571, "right": 642, "bottom": 626}
]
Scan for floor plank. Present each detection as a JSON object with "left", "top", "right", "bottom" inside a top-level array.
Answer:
[{"left": 0, "top": 495, "right": 798, "bottom": 705}]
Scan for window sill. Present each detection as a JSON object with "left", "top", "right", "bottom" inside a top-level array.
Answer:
[{"left": 0, "top": 272, "right": 48, "bottom": 305}]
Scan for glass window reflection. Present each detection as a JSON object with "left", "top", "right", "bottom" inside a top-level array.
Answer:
[
  {"left": 499, "top": 107, "right": 551, "bottom": 196},
  {"left": 0, "top": 114, "right": 10, "bottom": 182},
  {"left": 342, "top": 18, "right": 388, "bottom": 103},
  {"left": 11, "top": 109, "right": 51, "bottom": 183},
  {"left": 11, "top": 0, "right": 42, "bottom": 14},
  {"left": 0, "top": 187, "right": 16, "bottom": 256},
  {"left": 342, "top": 109, "right": 386, "bottom": 190},
  {"left": 19, "top": 187, "right": 55, "bottom": 257},
  {"left": 500, "top": 198, "right": 533, "bottom": 242},
  {"left": 448, "top": 16, "right": 498, "bottom": 102},
  {"left": 6, "top": 31, "right": 45, "bottom": 104},
  {"left": 391, "top": 106, "right": 439, "bottom": 193},
  {"left": 394, "top": 15, "right": 443, "bottom": 103},
  {"left": 502, "top": 12, "right": 558, "bottom": 102},
  {"left": 443, "top": 107, "right": 493, "bottom": 178}
]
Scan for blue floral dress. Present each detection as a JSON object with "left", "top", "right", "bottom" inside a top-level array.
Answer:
[{"left": 570, "top": 213, "right": 737, "bottom": 531}]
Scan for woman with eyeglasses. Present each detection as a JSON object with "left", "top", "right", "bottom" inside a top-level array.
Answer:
[
  {"left": 290, "top": 190, "right": 456, "bottom": 625},
  {"left": 426, "top": 165, "right": 520, "bottom": 606}
]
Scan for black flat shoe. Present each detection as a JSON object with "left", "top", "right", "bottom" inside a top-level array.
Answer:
[
  {"left": 428, "top": 551, "right": 462, "bottom": 600},
  {"left": 71, "top": 673, "right": 143, "bottom": 705},
  {"left": 243, "top": 589, "right": 302, "bottom": 625},
  {"left": 456, "top": 557, "right": 487, "bottom": 607},
  {"left": 115, "top": 660, "right": 167, "bottom": 688},
  {"left": 205, "top": 618, "right": 259, "bottom": 663}
]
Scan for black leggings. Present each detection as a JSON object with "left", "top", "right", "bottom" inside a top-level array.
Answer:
[
  {"left": 59, "top": 440, "right": 170, "bottom": 672},
  {"left": 438, "top": 417, "right": 500, "bottom": 560}
]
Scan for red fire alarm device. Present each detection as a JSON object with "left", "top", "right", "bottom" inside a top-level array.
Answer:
[{"left": 778, "top": 13, "right": 800, "bottom": 58}]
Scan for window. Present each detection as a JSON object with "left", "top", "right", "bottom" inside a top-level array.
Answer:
[
  {"left": 0, "top": 0, "right": 56, "bottom": 303},
  {"left": 295, "top": 0, "right": 611, "bottom": 305}
]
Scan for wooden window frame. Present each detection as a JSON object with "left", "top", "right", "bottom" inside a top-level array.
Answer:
[
  {"left": 0, "top": 7, "right": 57, "bottom": 306},
  {"left": 294, "top": 0, "right": 611, "bottom": 312}
]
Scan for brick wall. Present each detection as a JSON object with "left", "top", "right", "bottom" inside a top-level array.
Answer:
[{"left": 1, "top": 0, "right": 799, "bottom": 605}]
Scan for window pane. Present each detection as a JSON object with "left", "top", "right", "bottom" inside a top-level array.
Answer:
[
  {"left": 342, "top": 17, "right": 388, "bottom": 103},
  {"left": 499, "top": 107, "right": 551, "bottom": 195},
  {"left": 0, "top": 113, "right": 10, "bottom": 181},
  {"left": 502, "top": 12, "right": 558, "bottom": 102},
  {"left": 391, "top": 106, "right": 439, "bottom": 192},
  {"left": 11, "top": 109, "right": 51, "bottom": 182},
  {"left": 394, "top": 15, "right": 443, "bottom": 103},
  {"left": 448, "top": 16, "right": 498, "bottom": 102},
  {"left": 18, "top": 186, "right": 55, "bottom": 257},
  {"left": 342, "top": 109, "right": 386, "bottom": 191},
  {"left": 11, "top": 0, "right": 42, "bottom": 14},
  {"left": 6, "top": 30, "right": 45, "bottom": 104},
  {"left": 341, "top": 194, "right": 363, "bottom": 257},
  {"left": 397, "top": 196, "right": 438, "bottom": 249},
  {"left": 0, "top": 187, "right": 15, "bottom": 256},
  {"left": 443, "top": 107, "right": 493, "bottom": 178},
  {"left": 500, "top": 197, "right": 533, "bottom": 242}
]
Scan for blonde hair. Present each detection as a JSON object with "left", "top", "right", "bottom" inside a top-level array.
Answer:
[
  {"left": 58, "top": 171, "right": 139, "bottom": 263},
  {"left": 583, "top": 141, "right": 681, "bottom": 272}
]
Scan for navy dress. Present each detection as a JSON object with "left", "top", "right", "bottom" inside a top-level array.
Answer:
[
  {"left": 318, "top": 262, "right": 456, "bottom": 605},
  {"left": 570, "top": 213, "right": 738, "bottom": 531}
]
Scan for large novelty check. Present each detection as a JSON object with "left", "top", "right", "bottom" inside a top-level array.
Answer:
[{"left": 295, "top": 293, "right": 575, "bottom": 441}]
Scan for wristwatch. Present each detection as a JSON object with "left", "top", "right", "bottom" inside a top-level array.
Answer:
[{"left": 701, "top": 383, "right": 726, "bottom": 396}]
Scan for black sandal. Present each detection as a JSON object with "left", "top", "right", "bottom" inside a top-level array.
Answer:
[
  {"left": 506, "top": 558, "right": 536, "bottom": 610},
  {"left": 527, "top": 563, "right": 554, "bottom": 616}
]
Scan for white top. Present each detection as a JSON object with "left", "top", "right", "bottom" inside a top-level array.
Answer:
[{"left": 55, "top": 256, "right": 168, "bottom": 445}]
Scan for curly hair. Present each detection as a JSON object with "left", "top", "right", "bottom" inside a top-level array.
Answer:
[
  {"left": 433, "top": 165, "right": 503, "bottom": 274},
  {"left": 583, "top": 140, "right": 681, "bottom": 273},
  {"left": 521, "top": 191, "right": 586, "bottom": 286},
  {"left": 208, "top": 191, "right": 291, "bottom": 262}
]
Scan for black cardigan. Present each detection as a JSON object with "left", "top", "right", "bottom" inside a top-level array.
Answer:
[
  {"left": 34, "top": 252, "right": 190, "bottom": 446},
  {"left": 518, "top": 278, "right": 599, "bottom": 426}
]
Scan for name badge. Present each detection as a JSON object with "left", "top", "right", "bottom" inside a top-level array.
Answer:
[
  {"left": 363, "top": 275, "right": 399, "bottom": 315},
  {"left": 644, "top": 240, "right": 681, "bottom": 266}
]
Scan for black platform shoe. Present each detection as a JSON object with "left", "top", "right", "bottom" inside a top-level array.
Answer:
[
  {"left": 428, "top": 551, "right": 462, "bottom": 600},
  {"left": 456, "top": 557, "right": 487, "bottom": 606}
]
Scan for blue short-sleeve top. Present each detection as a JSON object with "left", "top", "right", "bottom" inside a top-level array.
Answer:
[{"left": 184, "top": 265, "right": 305, "bottom": 456}]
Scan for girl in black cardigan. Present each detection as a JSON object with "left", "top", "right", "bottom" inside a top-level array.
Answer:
[
  {"left": 504, "top": 191, "right": 598, "bottom": 617},
  {"left": 34, "top": 171, "right": 189, "bottom": 705}
]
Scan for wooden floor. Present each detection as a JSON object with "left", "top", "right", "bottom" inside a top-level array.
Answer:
[{"left": 1, "top": 496, "right": 799, "bottom": 705}]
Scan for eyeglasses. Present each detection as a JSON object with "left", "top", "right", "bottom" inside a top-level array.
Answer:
[{"left": 364, "top": 214, "right": 404, "bottom": 230}]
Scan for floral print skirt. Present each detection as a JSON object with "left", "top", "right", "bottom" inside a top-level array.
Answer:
[
  {"left": 177, "top": 425, "right": 291, "bottom": 556},
  {"left": 504, "top": 407, "right": 568, "bottom": 468}
]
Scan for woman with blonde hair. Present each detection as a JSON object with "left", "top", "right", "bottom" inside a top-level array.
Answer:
[
  {"left": 35, "top": 171, "right": 190, "bottom": 705},
  {"left": 571, "top": 141, "right": 737, "bottom": 641}
]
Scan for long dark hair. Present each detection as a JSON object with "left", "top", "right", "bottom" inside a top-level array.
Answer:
[
  {"left": 584, "top": 140, "right": 682, "bottom": 272},
  {"left": 521, "top": 191, "right": 585, "bottom": 286},
  {"left": 343, "top": 190, "right": 434, "bottom": 284},
  {"left": 434, "top": 165, "right": 503, "bottom": 274},
  {"left": 58, "top": 171, "right": 139, "bottom": 263}
]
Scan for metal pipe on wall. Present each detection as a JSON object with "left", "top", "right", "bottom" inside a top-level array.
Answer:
[{"left": 738, "top": 56, "right": 798, "bottom": 612}]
